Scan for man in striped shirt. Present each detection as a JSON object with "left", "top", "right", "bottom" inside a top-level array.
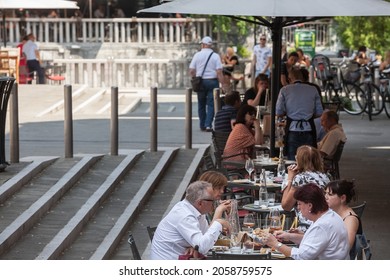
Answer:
[{"left": 214, "top": 91, "right": 241, "bottom": 132}]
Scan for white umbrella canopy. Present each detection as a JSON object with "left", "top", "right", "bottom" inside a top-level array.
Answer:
[
  {"left": 139, "top": 0, "right": 390, "bottom": 156},
  {"left": 140, "top": 0, "right": 390, "bottom": 17},
  {"left": 0, "top": 0, "right": 79, "bottom": 9}
]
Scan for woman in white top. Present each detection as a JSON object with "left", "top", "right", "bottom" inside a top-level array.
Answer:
[
  {"left": 281, "top": 145, "right": 330, "bottom": 230},
  {"left": 264, "top": 183, "right": 350, "bottom": 260}
]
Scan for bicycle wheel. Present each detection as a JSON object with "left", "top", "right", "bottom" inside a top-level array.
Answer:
[
  {"left": 361, "top": 83, "right": 384, "bottom": 116},
  {"left": 383, "top": 91, "right": 390, "bottom": 118},
  {"left": 340, "top": 82, "right": 366, "bottom": 115}
]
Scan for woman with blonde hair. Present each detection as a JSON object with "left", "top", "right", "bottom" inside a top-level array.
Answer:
[
  {"left": 221, "top": 47, "right": 240, "bottom": 89},
  {"left": 281, "top": 145, "right": 330, "bottom": 230}
]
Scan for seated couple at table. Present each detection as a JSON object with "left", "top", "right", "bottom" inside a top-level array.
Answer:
[
  {"left": 222, "top": 104, "right": 264, "bottom": 164},
  {"left": 263, "top": 183, "right": 350, "bottom": 260},
  {"left": 151, "top": 172, "right": 231, "bottom": 260}
]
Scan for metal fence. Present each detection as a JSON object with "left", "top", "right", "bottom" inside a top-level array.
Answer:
[{"left": 2, "top": 17, "right": 330, "bottom": 46}]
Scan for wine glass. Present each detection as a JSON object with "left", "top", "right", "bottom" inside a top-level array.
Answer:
[
  {"left": 269, "top": 209, "right": 282, "bottom": 233},
  {"left": 245, "top": 159, "right": 254, "bottom": 182},
  {"left": 243, "top": 213, "right": 255, "bottom": 232}
]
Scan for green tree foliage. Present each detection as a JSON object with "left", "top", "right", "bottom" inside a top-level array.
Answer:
[
  {"left": 335, "top": 16, "right": 390, "bottom": 56},
  {"left": 210, "top": 16, "right": 254, "bottom": 58}
]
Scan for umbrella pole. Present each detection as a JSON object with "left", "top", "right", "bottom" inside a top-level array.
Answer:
[
  {"left": 270, "top": 18, "right": 283, "bottom": 157},
  {"left": 2, "top": 13, "right": 6, "bottom": 48}
]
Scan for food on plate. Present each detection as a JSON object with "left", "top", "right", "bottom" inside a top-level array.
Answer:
[
  {"left": 253, "top": 227, "right": 270, "bottom": 238},
  {"left": 272, "top": 157, "right": 279, "bottom": 161},
  {"left": 215, "top": 238, "right": 230, "bottom": 247},
  {"left": 213, "top": 246, "right": 229, "bottom": 252}
]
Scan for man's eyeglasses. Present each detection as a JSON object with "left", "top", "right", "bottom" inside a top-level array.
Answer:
[{"left": 260, "top": 38, "right": 266, "bottom": 41}]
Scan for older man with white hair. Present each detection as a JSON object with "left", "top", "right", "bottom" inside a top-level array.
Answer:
[
  {"left": 189, "top": 36, "right": 224, "bottom": 132},
  {"left": 150, "top": 181, "right": 229, "bottom": 260}
]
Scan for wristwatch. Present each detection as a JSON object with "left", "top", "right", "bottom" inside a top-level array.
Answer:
[{"left": 276, "top": 242, "right": 283, "bottom": 249}]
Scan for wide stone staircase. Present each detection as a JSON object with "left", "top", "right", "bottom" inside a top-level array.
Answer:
[{"left": 0, "top": 145, "right": 210, "bottom": 260}]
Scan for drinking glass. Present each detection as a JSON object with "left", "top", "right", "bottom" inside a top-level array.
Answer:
[
  {"left": 243, "top": 213, "right": 255, "bottom": 232},
  {"left": 256, "top": 150, "right": 264, "bottom": 161},
  {"left": 230, "top": 233, "right": 242, "bottom": 253},
  {"left": 269, "top": 208, "right": 282, "bottom": 233},
  {"left": 267, "top": 193, "right": 275, "bottom": 206},
  {"left": 245, "top": 159, "right": 254, "bottom": 182},
  {"left": 243, "top": 240, "right": 254, "bottom": 254},
  {"left": 263, "top": 151, "right": 270, "bottom": 162}
]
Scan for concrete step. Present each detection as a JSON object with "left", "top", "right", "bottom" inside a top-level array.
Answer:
[{"left": 0, "top": 146, "right": 209, "bottom": 259}]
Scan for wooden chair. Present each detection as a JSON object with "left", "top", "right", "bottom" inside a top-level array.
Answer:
[
  {"left": 351, "top": 201, "right": 366, "bottom": 219},
  {"left": 146, "top": 226, "right": 157, "bottom": 241},
  {"left": 127, "top": 233, "right": 141, "bottom": 260},
  {"left": 324, "top": 140, "right": 346, "bottom": 179},
  {"left": 212, "top": 251, "right": 271, "bottom": 260}
]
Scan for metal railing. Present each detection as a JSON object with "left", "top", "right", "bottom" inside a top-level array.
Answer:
[
  {"left": 51, "top": 58, "right": 191, "bottom": 88},
  {"left": 3, "top": 17, "right": 212, "bottom": 45},
  {"left": 2, "top": 17, "right": 331, "bottom": 46}
]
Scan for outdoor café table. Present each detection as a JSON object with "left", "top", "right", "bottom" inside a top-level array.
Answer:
[
  {"left": 223, "top": 159, "right": 295, "bottom": 173},
  {"left": 227, "top": 180, "right": 282, "bottom": 193},
  {"left": 211, "top": 248, "right": 293, "bottom": 260},
  {"left": 243, "top": 203, "right": 295, "bottom": 228}
]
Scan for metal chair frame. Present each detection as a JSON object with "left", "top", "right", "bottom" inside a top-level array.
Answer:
[
  {"left": 324, "top": 140, "right": 345, "bottom": 179},
  {"left": 351, "top": 201, "right": 366, "bottom": 219},
  {"left": 146, "top": 226, "right": 157, "bottom": 241},
  {"left": 127, "top": 233, "right": 141, "bottom": 260}
]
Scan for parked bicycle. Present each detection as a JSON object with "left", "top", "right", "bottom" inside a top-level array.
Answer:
[
  {"left": 379, "top": 68, "right": 390, "bottom": 118},
  {"left": 311, "top": 54, "right": 366, "bottom": 115}
]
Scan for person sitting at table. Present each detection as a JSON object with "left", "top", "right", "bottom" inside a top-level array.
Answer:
[
  {"left": 281, "top": 145, "right": 330, "bottom": 231},
  {"left": 221, "top": 47, "right": 240, "bottom": 87},
  {"left": 325, "top": 180, "right": 363, "bottom": 259},
  {"left": 214, "top": 91, "right": 241, "bottom": 132},
  {"left": 150, "top": 181, "right": 230, "bottom": 260},
  {"left": 199, "top": 170, "right": 232, "bottom": 220},
  {"left": 222, "top": 104, "right": 264, "bottom": 164},
  {"left": 317, "top": 110, "right": 347, "bottom": 159},
  {"left": 296, "top": 48, "right": 311, "bottom": 68},
  {"left": 280, "top": 51, "right": 299, "bottom": 86},
  {"left": 242, "top": 73, "right": 269, "bottom": 107},
  {"left": 264, "top": 183, "right": 350, "bottom": 260}
]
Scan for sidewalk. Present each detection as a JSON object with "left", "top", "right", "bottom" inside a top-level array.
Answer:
[{"left": 4, "top": 85, "right": 390, "bottom": 259}]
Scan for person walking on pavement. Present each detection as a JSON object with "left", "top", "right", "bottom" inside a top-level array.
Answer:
[
  {"left": 22, "top": 33, "right": 45, "bottom": 84},
  {"left": 189, "top": 36, "right": 223, "bottom": 132}
]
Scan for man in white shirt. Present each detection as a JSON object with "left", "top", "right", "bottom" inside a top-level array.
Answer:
[
  {"left": 150, "top": 181, "right": 229, "bottom": 260},
  {"left": 252, "top": 34, "right": 272, "bottom": 78},
  {"left": 22, "top": 33, "right": 45, "bottom": 84},
  {"left": 189, "top": 36, "right": 224, "bottom": 132}
]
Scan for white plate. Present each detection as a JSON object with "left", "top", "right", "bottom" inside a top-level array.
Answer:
[
  {"left": 213, "top": 246, "right": 229, "bottom": 252},
  {"left": 231, "top": 179, "right": 251, "bottom": 183}
]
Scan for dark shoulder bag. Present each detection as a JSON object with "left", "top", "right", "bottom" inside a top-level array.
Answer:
[{"left": 191, "top": 52, "right": 214, "bottom": 92}]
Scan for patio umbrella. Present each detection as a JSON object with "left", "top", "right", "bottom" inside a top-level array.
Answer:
[
  {"left": 1, "top": 0, "right": 79, "bottom": 46},
  {"left": 138, "top": 0, "right": 390, "bottom": 156}
]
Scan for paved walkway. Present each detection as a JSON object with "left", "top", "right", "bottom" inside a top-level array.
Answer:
[{"left": 3, "top": 85, "right": 390, "bottom": 259}]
